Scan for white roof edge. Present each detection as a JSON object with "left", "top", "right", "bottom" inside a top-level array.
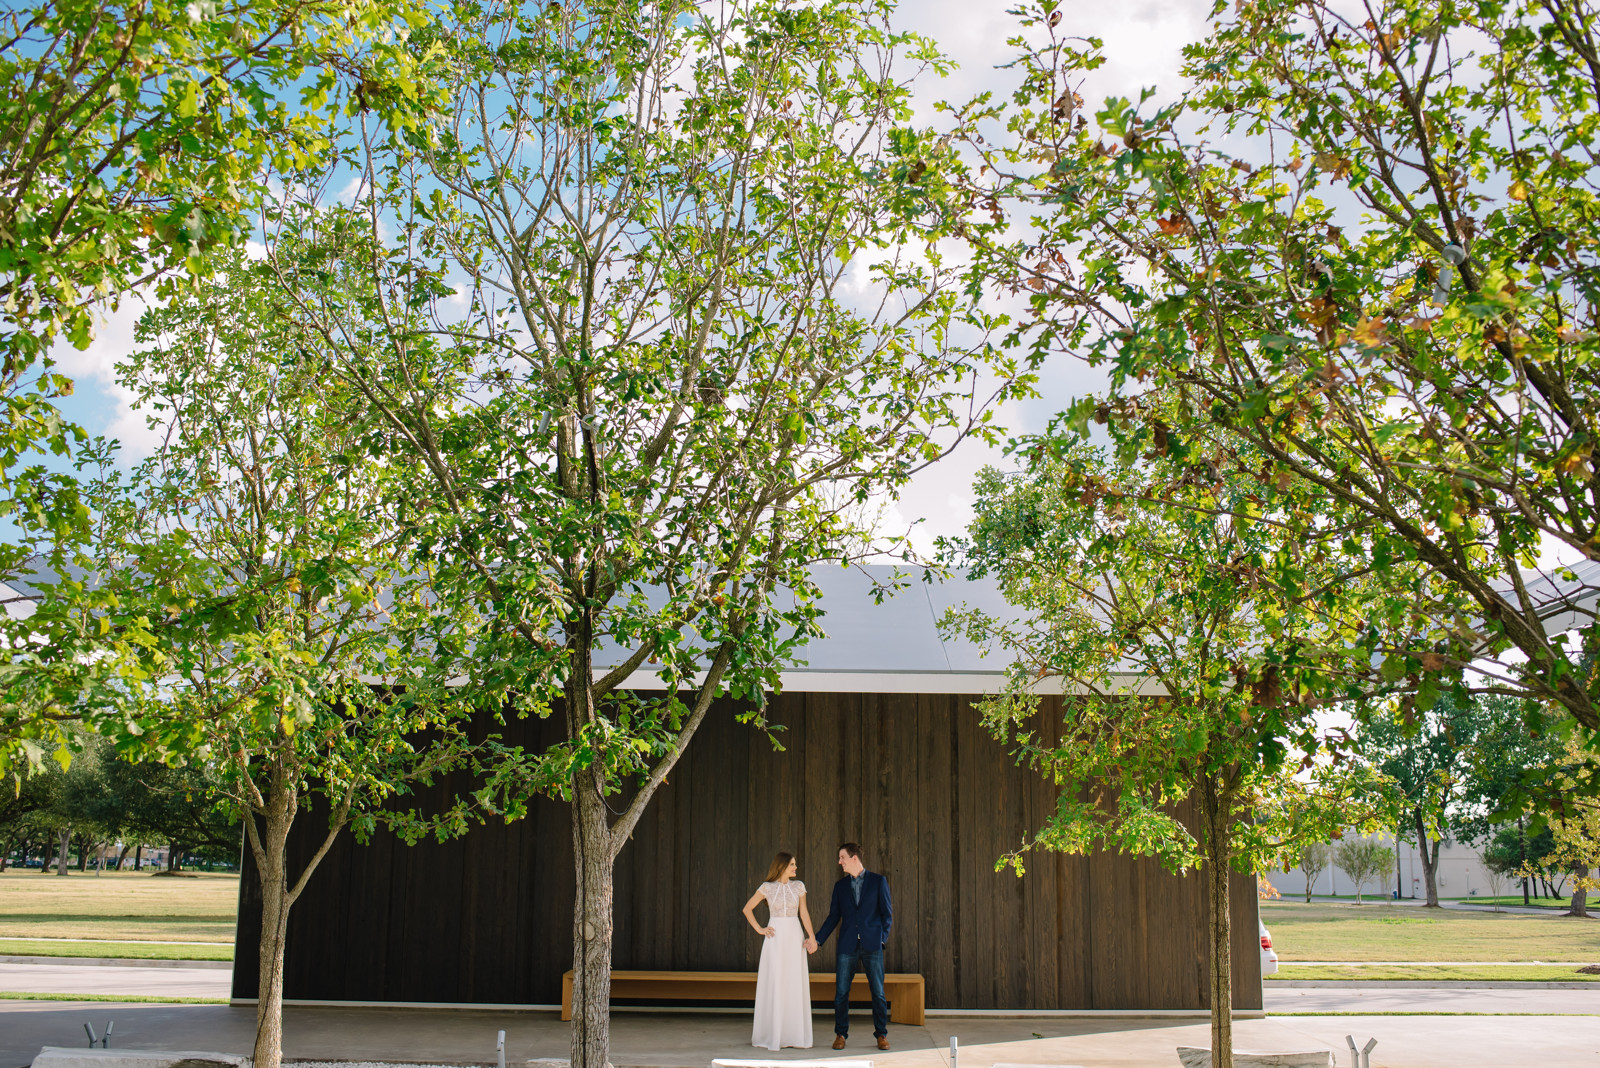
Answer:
[
  {"left": 397, "top": 670, "right": 1168, "bottom": 697},
  {"left": 630, "top": 668, "right": 1171, "bottom": 697}
]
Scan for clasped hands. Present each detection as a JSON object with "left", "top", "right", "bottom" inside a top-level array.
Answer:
[{"left": 758, "top": 927, "right": 818, "bottom": 953}]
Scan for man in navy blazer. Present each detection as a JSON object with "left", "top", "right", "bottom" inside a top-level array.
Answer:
[{"left": 814, "top": 842, "right": 893, "bottom": 1050}]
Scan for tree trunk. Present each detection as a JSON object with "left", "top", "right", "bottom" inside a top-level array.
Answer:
[
  {"left": 1411, "top": 807, "right": 1441, "bottom": 907},
  {"left": 254, "top": 844, "right": 291, "bottom": 1068},
  {"left": 55, "top": 828, "right": 71, "bottom": 875},
  {"left": 1200, "top": 776, "right": 1233, "bottom": 1068},
  {"left": 134, "top": 844, "right": 142, "bottom": 871},
  {"left": 116, "top": 843, "right": 133, "bottom": 871},
  {"left": 249, "top": 782, "right": 297, "bottom": 1068},
  {"left": 1518, "top": 817, "right": 1530, "bottom": 906},
  {"left": 570, "top": 781, "right": 616, "bottom": 1068},
  {"left": 1570, "top": 866, "right": 1590, "bottom": 917},
  {"left": 168, "top": 841, "right": 182, "bottom": 872},
  {"left": 243, "top": 760, "right": 350, "bottom": 1068},
  {"left": 1396, "top": 826, "right": 1405, "bottom": 900}
]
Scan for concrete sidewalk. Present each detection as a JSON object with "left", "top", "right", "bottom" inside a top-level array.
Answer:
[
  {"left": 8, "top": 959, "right": 1600, "bottom": 1015},
  {"left": 1265, "top": 983, "right": 1598, "bottom": 1013},
  {"left": 3, "top": 1003, "right": 1598, "bottom": 1068},
  {"left": 0, "top": 962, "right": 231, "bottom": 1000}
]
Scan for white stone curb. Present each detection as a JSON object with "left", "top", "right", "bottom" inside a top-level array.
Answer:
[{"left": 33, "top": 1049, "right": 250, "bottom": 1068}]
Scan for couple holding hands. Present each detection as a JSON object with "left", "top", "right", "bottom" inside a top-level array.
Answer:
[{"left": 739, "top": 842, "right": 893, "bottom": 1052}]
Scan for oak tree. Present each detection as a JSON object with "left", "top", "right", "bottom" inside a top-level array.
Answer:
[
  {"left": 954, "top": 0, "right": 1600, "bottom": 736},
  {"left": 942, "top": 442, "right": 1390, "bottom": 1068},
  {"left": 270, "top": 2, "right": 1024, "bottom": 1063},
  {"left": 100, "top": 253, "right": 504, "bottom": 1068}
]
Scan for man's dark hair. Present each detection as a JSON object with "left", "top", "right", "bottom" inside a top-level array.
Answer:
[{"left": 839, "top": 842, "right": 862, "bottom": 860}]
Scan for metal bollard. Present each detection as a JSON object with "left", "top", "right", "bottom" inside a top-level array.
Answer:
[
  {"left": 84, "top": 1024, "right": 97, "bottom": 1049},
  {"left": 104, "top": 1021, "right": 114, "bottom": 1049},
  {"left": 85, "top": 1021, "right": 112, "bottom": 1048},
  {"left": 949, "top": 1035, "right": 957, "bottom": 1068},
  {"left": 1360, "top": 1037, "right": 1377, "bottom": 1068},
  {"left": 496, "top": 1029, "right": 505, "bottom": 1068}
]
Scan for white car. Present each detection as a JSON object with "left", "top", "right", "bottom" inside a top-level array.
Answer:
[{"left": 1259, "top": 919, "right": 1279, "bottom": 975}]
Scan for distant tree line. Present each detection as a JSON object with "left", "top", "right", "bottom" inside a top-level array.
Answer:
[
  {"left": 0, "top": 739, "right": 237, "bottom": 874},
  {"left": 1353, "top": 693, "right": 1596, "bottom": 915}
]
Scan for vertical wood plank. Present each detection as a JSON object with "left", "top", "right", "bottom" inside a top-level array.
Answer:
[
  {"left": 954, "top": 695, "right": 991, "bottom": 1007},
  {"left": 882, "top": 692, "right": 920, "bottom": 979},
  {"left": 915, "top": 692, "right": 956, "bottom": 1009},
  {"left": 256, "top": 689, "right": 1257, "bottom": 1014},
  {"left": 804, "top": 691, "right": 843, "bottom": 973}
]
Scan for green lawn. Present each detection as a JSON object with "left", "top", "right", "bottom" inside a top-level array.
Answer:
[
  {"left": 0, "top": 937, "right": 232, "bottom": 960},
  {"left": 1446, "top": 896, "right": 1571, "bottom": 909},
  {"left": 0, "top": 869, "right": 237, "bottom": 950},
  {"left": 1271, "top": 963, "right": 1600, "bottom": 982},
  {"left": 1260, "top": 899, "right": 1600, "bottom": 962},
  {"left": 0, "top": 991, "right": 228, "bottom": 1004}
]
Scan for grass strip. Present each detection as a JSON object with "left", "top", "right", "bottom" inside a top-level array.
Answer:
[
  {"left": 0, "top": 939, "right": 232, "bottom": 961},
  {"left": 1267, "top": 1011, "right": 1599, "bottom": 1016},
  {"left": 1271, "top": 964, "right": 1600, "bottom": 982},
  {"left": 0, "top": 992, "right": 228, "bottom": 1004},
  {"left": 1259, "top": 900, "right": 1600, "bottom": 962}
]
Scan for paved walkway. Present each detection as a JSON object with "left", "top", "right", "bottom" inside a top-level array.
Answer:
[
  {"left": 0, "top": 961, "right": 231, "bottom": 1000},
  {"left": 2, "top": 1002, "right": 1598, "bottom": 1068},
  {"left": 2, "top": 961, "right": 1596, "bottom": 1067},
  {"left": 1265, "top": 983, "right": 1598, "bottom": 1013},
  {"left": 1302, "top": 896, "right": 1593, "bottom": 917},
  {"left": 7, "top": 959, "right": 1599, "bottom": 1015}
]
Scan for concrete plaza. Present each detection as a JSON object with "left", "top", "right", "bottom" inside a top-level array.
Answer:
[{"left": 3, "top": 1001, "right": 1598, "bottom": 1068}]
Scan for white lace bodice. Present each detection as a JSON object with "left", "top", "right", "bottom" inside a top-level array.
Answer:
[{"left": 760, "top": 879, "right": 806, "bottom": 918}]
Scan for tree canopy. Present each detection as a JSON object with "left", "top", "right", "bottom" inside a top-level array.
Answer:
[
  {"left": 0, "top": 0, "right": 448, "bottom": 772},
  {"left": 953, "top": 0, "right": 1600, "bottom": 736}
]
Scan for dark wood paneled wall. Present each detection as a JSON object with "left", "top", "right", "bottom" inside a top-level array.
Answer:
[{"left": 234, "top": 692, "right": 1262, "bottom": 1011}]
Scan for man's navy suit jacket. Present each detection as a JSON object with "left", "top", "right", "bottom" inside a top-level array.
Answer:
[{"left": 816, "top": 871, "right": 893, "bottom": 952}]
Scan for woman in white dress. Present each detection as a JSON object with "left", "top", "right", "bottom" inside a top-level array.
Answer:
[{"left": 741, "top": 851, "right": 817, "bottom": 1050}]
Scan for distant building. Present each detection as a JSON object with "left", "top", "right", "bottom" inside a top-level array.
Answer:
[{"left": 1268, "top": 831, "right": 1501, "bottom": 900}]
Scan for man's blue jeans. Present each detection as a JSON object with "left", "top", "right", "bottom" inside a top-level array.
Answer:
[{"left": 834, "top": 943, "right": 888, "bottom": 1037}]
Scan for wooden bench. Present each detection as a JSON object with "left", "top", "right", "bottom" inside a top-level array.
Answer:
[{"left": 560, "top": 970, "right": 925, "bottom": 1026}]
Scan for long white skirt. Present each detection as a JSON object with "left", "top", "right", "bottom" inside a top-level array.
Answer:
[{"left": 752, "top": 916, "right": 813, "bottom": 1050}]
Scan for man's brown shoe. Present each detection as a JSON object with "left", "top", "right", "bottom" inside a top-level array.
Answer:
[
  {"left": 877, "top": 1036, "right": 891, "bottom": 1051},
  {"left": 832, "top": 1035, "right": 846, "bottom": 1050}
]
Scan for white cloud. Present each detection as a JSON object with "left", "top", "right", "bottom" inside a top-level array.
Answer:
[
  {"left": 49, "top": 295, "right": 167, "bottom": 458},
  {"left": 895, "top": 0, "right": 1207, "bottom": 127},
  {"left": 885, "top": 1, "right": 1207, "bottom": 548}
]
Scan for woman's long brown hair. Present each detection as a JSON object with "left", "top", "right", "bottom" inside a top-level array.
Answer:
[{"left": 764, "top": 851, "right": 795, "bottom": 882}]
